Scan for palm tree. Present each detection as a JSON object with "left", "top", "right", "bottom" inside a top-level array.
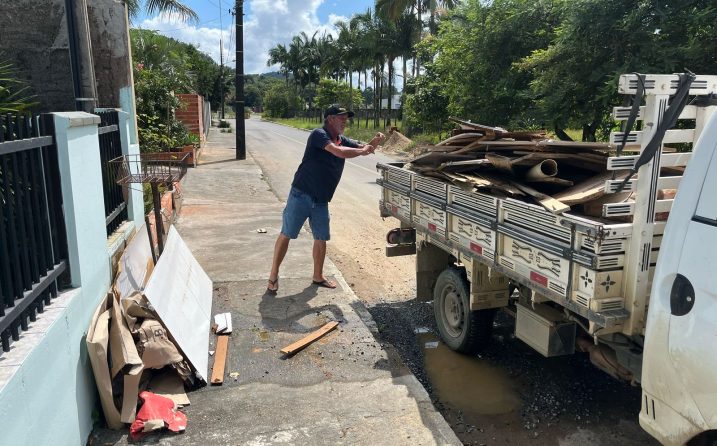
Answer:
[
  {"left": 267, "top": 44, "right": 290, "bottom": 86},
  {"left": 394, "top": 12, "right": 420, "bottom": 97},
  {"left": 125, "top": 0, "right": 198, "bottom": 22},
  {"left": 354, "top": 10, "right": 388, "bottom": 127},
  {"left": 335, "top": 19, "right": 362, "bottom": 113},
  {"left": 0, "top": 60, "right": 36, "bottom": 113},
  {"left": 375, "top": 0, "right": 459, "bottom": 74}
]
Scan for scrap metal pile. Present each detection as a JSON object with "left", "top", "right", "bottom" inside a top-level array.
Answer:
[{"left": 406, "top": 117, "right": 631, "bottom": 216}]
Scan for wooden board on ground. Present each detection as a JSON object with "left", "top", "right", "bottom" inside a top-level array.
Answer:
[
  {"left": 280, "top": 321, "right": 339, "bottom": 356},
  {"left": 210, "top": 335, "right": 229, "bottom": 385}
]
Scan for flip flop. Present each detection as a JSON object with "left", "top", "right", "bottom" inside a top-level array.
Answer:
[
  {"left": 312, "top": 279, "right": 337, "bottom": 289},
  {"left": 267, "top": 277, "right": 279, "bottom": 294}
]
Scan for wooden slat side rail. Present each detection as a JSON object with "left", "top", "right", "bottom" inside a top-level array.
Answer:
[
  {"left": 210, "top": 335, "right": 229, "bottom": 385},
  {"left": 604, "top": 175, "right": 682, "bottom": 194},
  {"left": 607, "top": 152, "right": 692, "bottom": 171},
  {"left": 609, "top": 128, "right": 695, "bottom": 146},
  {"left": 612, "top": 105, "right": 698, "bottom": 121},
  {"left": 618, "top": 74, "right": 717, "bottom": 96},
  {"left": 602, "top": 199, "right": 674, "bottom": 217},
  {"left": 280, "top": 321, "right": 339, "bottom": 356}
]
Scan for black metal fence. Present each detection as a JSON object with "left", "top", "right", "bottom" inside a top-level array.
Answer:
[
  {"left": 96, "top": 110, "right": 128, "bottom": 235},
  {"left": 0, "top": 114, "right": 69, "bottom": 353}
]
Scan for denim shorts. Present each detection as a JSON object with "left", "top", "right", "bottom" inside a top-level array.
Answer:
[{"left": 281, "top": 187, "right": 330, "bottom": 240}]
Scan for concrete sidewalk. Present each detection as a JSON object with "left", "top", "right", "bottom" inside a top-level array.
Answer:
[{"left": 91, "top": 126, "right": 460, "bottom": 445}]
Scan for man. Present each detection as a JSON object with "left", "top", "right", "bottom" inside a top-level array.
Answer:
[{"left": 266, "top": 105, "right": 384, "bottom": 293}]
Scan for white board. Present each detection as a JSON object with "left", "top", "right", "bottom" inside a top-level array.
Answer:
[
  {"left": 143, "top": 226, "right": 212, "bottom": 383},
  {"left": 115, "top": 224, "right": 153, "bottom": 300}
]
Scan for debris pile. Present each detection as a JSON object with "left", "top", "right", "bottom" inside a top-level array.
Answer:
[
  {"left": 87, "top": 225, "right": 212, "bottom": 435},
  {"left": 406, "top": 117, "right": 632, "bottom": 216}
]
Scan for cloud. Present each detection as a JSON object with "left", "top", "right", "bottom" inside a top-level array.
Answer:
[{"left": 138, "top": 0, "right": 349, "bottom": 74}]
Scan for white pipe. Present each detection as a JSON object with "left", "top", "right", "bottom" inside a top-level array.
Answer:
[{"left": 525, "top": 159, "right": 558, "bottom": 181}]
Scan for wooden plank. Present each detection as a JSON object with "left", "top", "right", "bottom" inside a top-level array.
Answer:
[
  {"left": 525, "top": 177, "right": 574, "bottom": 186},
  {"left": 484, "top": 153, "right": 514, "bottom": 173},
  {"left": 509, "top": 182, "right": 571, "bottom": 214},
  {"left": 553, "top": 171, "right": 629, "bottom": 205},
  {"left": 462, "top": 173, "right": 525, "bottom": 196},
  {"left": 281, "top": 321, "right": 339, "bottom": 356},
  {"left": 438, "top": 159, "right": 492, "bottom": 172},
  {"left": 448, "top": 117, "right": 502, "bottom": 134},
  {"left": 210, "top": 335, "right": 229, "bottom": 385},
  {"left": 437, "top": 133, "right": 485, "bottom": 146},
  {"left": 410, "top": 151, "right": 475, "bottom": 166}
]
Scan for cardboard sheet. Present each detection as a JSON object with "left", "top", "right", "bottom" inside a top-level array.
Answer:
[
  {"left": 147, "top": 370, "right": 190, "bottom": 407},
  {"left": 115, "top": 224, "right": 153, "bottom": 300},
  {"left": 143, "top": 227, "right": 212, "bottom": 383},
  {"left": 87, "top": 293, "right": 143, "bottom": 428}
]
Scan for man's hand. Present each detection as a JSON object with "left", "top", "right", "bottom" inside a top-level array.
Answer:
[{"left": 361, "top": 144, "right": 376, "bottom": 156}]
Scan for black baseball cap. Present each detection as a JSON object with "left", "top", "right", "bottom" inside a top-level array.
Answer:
[{"left": 324, "top": 105, "right": 355, "bottom": 119}]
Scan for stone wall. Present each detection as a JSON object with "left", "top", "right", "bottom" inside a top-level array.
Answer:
[
  {"left": 0, "top": 0, "right": 134, "bottom": 112},
  {"left": 0, "top": 0, "right": 75, "bottom": 112},
  {"left": 87, "top": 0, "right": 133, "bottom": 109}
]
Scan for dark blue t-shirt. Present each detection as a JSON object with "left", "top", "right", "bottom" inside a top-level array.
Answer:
[{"left": 291, "top": 127, "right": 358, "bottom": 203}]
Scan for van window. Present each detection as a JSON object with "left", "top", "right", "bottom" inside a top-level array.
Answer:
[{"left": 695, "top": 149, "right": 717, "bottom": 221}]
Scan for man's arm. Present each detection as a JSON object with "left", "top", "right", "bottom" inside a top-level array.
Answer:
[
  {"left": 324, "top": 142, "right": 375, "bottom": 159},
  {"left": 324, "top": 132, "right": 385, "bottom": 159}
]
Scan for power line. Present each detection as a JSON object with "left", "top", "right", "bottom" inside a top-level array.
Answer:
[{"left": 139, "top": 17, "right": 222, "bottom": 33}]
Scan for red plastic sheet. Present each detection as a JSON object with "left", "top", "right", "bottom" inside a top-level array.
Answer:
[{"left": 129, "top": 391, "right": 187, "bottom": 440}]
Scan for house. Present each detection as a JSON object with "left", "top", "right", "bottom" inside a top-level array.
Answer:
[{"left": 0, "top": 1, "right": 146, "bottom": 444}]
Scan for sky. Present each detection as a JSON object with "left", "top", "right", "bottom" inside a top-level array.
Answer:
[{"left": 136, "top": 0, "right": 375, "bottom": 74}]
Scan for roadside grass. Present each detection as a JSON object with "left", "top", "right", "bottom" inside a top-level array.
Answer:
[{"left": 262, "top": 115, "right": 443, "bottom": 152}]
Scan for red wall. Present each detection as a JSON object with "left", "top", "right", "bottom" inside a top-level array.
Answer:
[{"left": 176, "top": 94, "right": 205, "bottom": 145}]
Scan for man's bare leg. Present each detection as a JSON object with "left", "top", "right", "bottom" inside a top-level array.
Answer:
[
  {"left": 312, "top": 239, "right": 336, "bottom": 288},
  {"left": 268, "top": 234, "right": 290, "bottom": 292}
]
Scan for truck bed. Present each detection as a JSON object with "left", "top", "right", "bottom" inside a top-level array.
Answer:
[{"left": 378, "top": 162, "right": 637, "bottom": 331}]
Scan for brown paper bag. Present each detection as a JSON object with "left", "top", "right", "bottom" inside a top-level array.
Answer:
[
  {"left": 120, "top": 292, "right": 156, "bottom": 331},
  {"left": 137, "top": 319, "right": 183, "bottom": 369}
]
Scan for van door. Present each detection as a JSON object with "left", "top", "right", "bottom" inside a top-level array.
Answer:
[{"left": 667, "top": 143, "right": 717, "bottom": 426}]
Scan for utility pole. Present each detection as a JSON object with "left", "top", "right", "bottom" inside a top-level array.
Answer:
[
  {"left": 219, "top": 38, "right": 225, "bottom": 119},
  {"left": 235, "top": 0, "right": 246, "bottom": 159},
  {"left": 219, "top": 0, "right": 225, "bottom": 120}
]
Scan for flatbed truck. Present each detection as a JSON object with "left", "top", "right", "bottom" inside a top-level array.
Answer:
[{"left": 377, "top": 73, "right": 717, "bottom": 445}]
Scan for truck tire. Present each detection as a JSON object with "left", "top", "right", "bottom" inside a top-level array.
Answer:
[{"left": 433, "top": 266, "right": 496, "bottom": 354}]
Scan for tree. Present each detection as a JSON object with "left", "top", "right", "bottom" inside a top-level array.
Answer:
[
  {"left": 0, "top": 60, "right": 36, "bottom": 113},
  {"left": 315, "top": 79, "right": 363, "bottom": 112},
  {"left": 267, "top": 44, "right": 290, "bottom": 86},
  {"left": 263, "top": 83, "right": 301, "bottom": 118},
  {"left": 402, "top": 74, "right": 448, "bottom": 135},
  {"left": 424, "top": 0, "right": 559, "bottom": 127},
  {"left": 519, "top": 0, "right": 717, "bottom": 141},
  {"left": 125, "top": 0, "right": 198, "bottom": 22},
  {"left": 335, "top": 20, "right": 362, "bottom": 112}
]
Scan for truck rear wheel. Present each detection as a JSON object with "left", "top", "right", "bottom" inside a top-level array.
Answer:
[{"left": 433, "top": 267, "right": 497, "bottom": 354}]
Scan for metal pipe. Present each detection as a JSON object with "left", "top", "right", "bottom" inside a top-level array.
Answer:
[
  {"left": 64, "top": 0, "right": 83, "bottom": 111},
  {"left": 525, "top": 159, "right": 558, "bottom": 181}
]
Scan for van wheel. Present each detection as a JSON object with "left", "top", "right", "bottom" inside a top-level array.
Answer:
[{"left": 433, "top": 267, "right": 497, "bottom": 354}]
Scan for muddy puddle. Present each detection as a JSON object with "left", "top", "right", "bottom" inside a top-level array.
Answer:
[{"left": 420, "top": 333, "right": 522, "bottom": 418}]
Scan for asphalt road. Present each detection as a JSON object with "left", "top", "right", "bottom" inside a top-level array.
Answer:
[{"left": 244, "top": 117, "right": 657, "bottom": 446}]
